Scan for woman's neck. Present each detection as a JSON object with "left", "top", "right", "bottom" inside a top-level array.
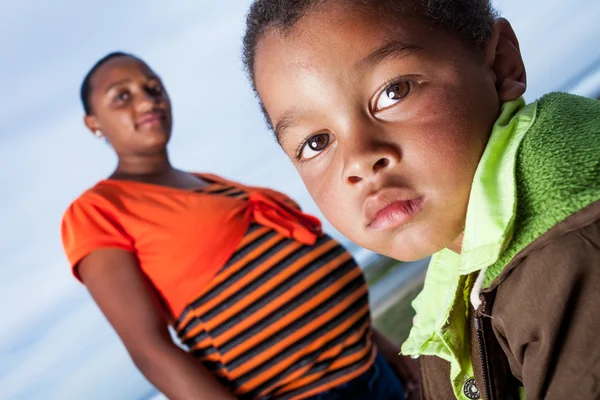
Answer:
[
  {"left": 111, "top": 151, "right": 207, "bottom": 189},
  {"left": 112, "top": 151, "right": 173, "bottom": 179}
]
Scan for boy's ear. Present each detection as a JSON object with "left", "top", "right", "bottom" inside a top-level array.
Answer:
[{"left": 485, "top": 18, "right": 527, "bottom": 102}]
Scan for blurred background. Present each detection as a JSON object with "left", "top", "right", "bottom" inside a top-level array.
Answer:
[{"left": 0, "top": 0, "right": 598, "bottom": 399}]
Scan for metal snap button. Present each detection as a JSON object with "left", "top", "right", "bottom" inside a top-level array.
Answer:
[{"left": 463, "top": 378, "right": 481, "bottom": 399}]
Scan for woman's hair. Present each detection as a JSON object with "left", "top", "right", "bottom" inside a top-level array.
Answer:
[
  {"left": 80, "top": 51, "right": 135, "bottom": 115},
  {"left": 242, "top": 0, "right": 497, "bottom": 94}
]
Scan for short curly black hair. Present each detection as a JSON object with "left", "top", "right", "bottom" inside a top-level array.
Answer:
[{"left": 242, "top": 0, "right": 497, "bottom": 98}]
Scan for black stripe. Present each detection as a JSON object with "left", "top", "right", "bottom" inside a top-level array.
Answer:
[
  {"left": 225, "top": 278, "right": 368, "bottom": 368},
  {"left": 224, "top": 226, "right": 279, "bottom": 267},
  {"left": 181, "top": 328, "right": 210, "bottom": 348},
  {"left": 176, "top": 228, "right": 281, "bottom": 329},
  {"left": 235, "top": 311, "right": 371, "bottom": 394},
  {"left": 205, "top": 242, "right": 347, "bottom": 341},
  {"left": 185, "top": 274, "right": 367, "bottom": 376},
  {"left": 221, "top": 188, "right": 246, "bottom": 198},
  {"left": 190, "top": 346, "right": 218, "bottom": 358},
  {"left": 181, "top": 241, "right": 356, "bottom": 351},
  {"left": 177, "top": 223, "right": 269, "bottom": 328},
  {"left": 198, "top": 293, "right": 368, "bottom": 397},
  {"left": 276, "top": 347, "right": 375, "bottom": 400},
  {"left": 200, "top": 235, "right": 335, "bottom": 323},
  {"left": 184, "top": 287, "right": 371, "bottom": 398},
  {"left": 246, "top": 222, "right": 264, "bottom": 233},
  {"left": 178, "top": 233, "right": 290, "bottom": 335},
  {"left": 210, "top": 253, "right": 356, "bottom": 340},
  {"left": 214, "top": 374, "right": 234, "bottom": 392},
  {"left": 204, "top": 186, "right": 234, "bottom": 195},
  {"left": 299, "top": 335, "right": 370, "bottom": 377},
  {"left": 199, "top": 360, "right": 224, "bottom": 372},
  {"left": 238, "top": 222, "right": 264, "bottom": 237}
]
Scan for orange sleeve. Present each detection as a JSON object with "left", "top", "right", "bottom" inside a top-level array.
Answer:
[{"left": 61, "top": 196, "right": 135, "bottom": 281}]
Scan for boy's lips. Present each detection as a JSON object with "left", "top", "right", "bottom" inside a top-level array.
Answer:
[{"left": 364, "top": 188, "right": 424, "bottom": 231}]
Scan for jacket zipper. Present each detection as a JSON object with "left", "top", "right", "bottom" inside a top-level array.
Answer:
[
  {"left": 418, "top": 357, "right": 425, "bottom": 400},
  {"left": 474, "top": 308, "right": 494, "bottom": 400}
]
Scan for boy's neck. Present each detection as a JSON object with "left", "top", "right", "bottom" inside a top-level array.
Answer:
[{"left": 447, "top": 232, "right": 464, "bottom": 254}]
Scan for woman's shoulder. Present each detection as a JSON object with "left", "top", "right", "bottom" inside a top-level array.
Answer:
[
  {"left": 67, "top": 180, "right": 122, "bottom": 205},
  {"left": 62, "top": 179, "right": 135, "bottom": 221}
]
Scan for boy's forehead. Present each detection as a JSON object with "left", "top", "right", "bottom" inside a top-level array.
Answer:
[
  {"left": 255, "top": 6, "right": 447, "bottom": 97},
  {"left": 254, "top": 3, "right": 478, "bottom": 141},
  {"left": 261, "top": 6, "right": 447, "bottom": 72}
]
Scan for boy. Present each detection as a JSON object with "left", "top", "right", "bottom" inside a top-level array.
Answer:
[{"left": 242, "top": 0, "right": 600, "bottom": 399}]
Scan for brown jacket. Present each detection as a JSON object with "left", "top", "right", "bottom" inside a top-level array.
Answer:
[{"left": 419, "top": 200, "right": 600, "bottom": 400}]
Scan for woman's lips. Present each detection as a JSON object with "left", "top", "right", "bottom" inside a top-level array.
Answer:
[
  {"left": 364, "top": 190, "right": 424, "bottom": 231},
  {"left": 136, "top": 112, "right": 166, "bottom": 128}
]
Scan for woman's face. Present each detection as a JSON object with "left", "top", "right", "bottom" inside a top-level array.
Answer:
[{"left": 84, "top": 56, "right": 173, "bottom": 155}]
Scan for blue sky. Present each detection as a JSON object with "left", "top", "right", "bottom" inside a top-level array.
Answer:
[{"left": 0, "top": 1, "right": 598, "bottom": 399}]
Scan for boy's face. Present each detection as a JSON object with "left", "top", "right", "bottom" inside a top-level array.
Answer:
[{"left": 254, "top": 4, "right": 502, "bottom": 261}]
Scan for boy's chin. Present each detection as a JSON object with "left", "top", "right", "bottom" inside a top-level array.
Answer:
[
  {"left": 370, "top": 234, "right": 454, "bottom": 262},
  {"left": 367, "top": 241, "right": 437, "bottom": 263},
  {"left": 382, "top": 227, "right": 465, "bottom": 261},
  {"left": 385, "top": 249, "right": 433, "bottom": 263}
]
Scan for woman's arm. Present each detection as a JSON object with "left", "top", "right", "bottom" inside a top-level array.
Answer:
[
  {"left": 79, "top": 248, "right": 236, "bottom": 400},
  {"left": 372, "top": 327, "right": 420, "bottom": 399}
]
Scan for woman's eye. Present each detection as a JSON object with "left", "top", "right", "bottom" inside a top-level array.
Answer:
[
  {"left": 374, "top": 80, "right": 411, "bottom": 112},
  {"left": 149, "top": 84, "right": 163, "bottom": 95},
  {"left": 114, "top": 91, "right": 130, "bottom": 103},
  {"left": 300, "top": 133, "right": 330, "bottom": 160}
]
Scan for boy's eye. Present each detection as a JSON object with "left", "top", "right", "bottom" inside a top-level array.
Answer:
[
  {"left": 374, "top": 80, "right": 411, "bottom": 112},
  {"left": 299, "top": 133, "right": 330, "bottom": 160}
]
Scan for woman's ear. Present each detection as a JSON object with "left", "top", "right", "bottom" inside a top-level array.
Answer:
[
  {"left": 485, "top": 18, "right": 527, "bottom": 102},
  {"left": 84, "top": 115, "right": 103, "bottom": 138}
]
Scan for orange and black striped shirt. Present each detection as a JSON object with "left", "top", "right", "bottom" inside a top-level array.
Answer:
[
  {"left": 175, "top": 182, "right": 375, "bottom": 399},
  {"left": 62, "top": 175, "right": 375, "bottom": 399}
]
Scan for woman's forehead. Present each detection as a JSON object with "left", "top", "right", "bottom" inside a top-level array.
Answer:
[{"left": 91, "top": 56, "right": 156, "bottom": 91}]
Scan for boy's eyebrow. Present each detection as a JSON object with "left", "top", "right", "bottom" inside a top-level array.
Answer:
[
  {"left": 357, "top": 40, "right": 422, "bottom": 70},
  {"left": 273, "top": 41, "right": 420, "bottom": 142},
  {"left": 274, "top": 109, "right": 300, "bottom": 143}
]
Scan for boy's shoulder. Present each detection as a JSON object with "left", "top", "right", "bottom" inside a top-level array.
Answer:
[
  {"left": 490, "top": 198, "right": 600, "bottom": 289},
  {"left": 535, "top": 91, "right": 600, "bottom": 118},
  {"left": 525, "top": 92, "right": 599, "bottom": 154},
  {"left": 488, "top": 200, "right": 600, "bottom": 400},
  {"left": 483, "top": 93, "right": 599, "bottom": 286},
  {"left": 516, "top": 91, "right": 599, "bottom": 216},
  {"left": 516, "top": 91, "right": 600, "bottom": 219},
  {"left": 522, "top": 92, "right": 600, "bottom": 168}
]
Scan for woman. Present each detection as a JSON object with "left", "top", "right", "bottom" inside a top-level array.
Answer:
[{"left": 61, "top": 52, "right": 417, "bottom": 399}]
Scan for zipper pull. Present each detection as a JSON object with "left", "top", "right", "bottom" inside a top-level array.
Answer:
[{"left": 474, "top": 314, "right": 494, "bottom": 400}]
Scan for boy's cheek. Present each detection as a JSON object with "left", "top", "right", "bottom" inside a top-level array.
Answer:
[
  {"left": 298, "top": 163, "right": 339, "bottom": 202},
  {"left": 303, "top": 176, "right": 355, "bottom": 229},
  {"left": 307, "top": 179, "right": 340, "bottom": 216}
]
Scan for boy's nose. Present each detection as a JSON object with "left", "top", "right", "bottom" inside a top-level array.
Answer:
[{"left": 342, "top": 142, "right": 400, "bottom": 185}]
